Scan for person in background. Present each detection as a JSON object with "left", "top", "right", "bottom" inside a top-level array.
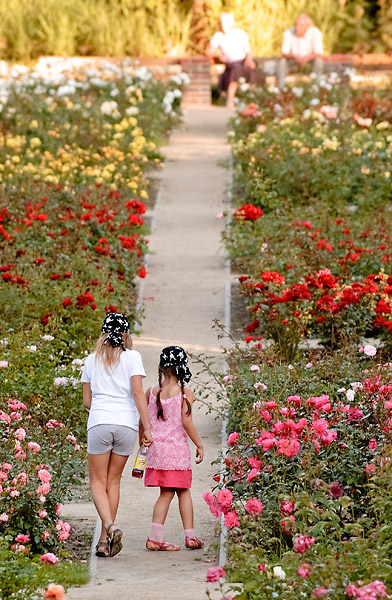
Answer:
[
  {"left": 205, "top": 12, "right": 256, "bottom": 108},
  {"left": 277, "top": 13, "right": 323, "bottom": 89}
]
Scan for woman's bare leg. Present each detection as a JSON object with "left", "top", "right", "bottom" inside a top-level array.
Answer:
[{"left": 88, "top": 452, "right": 113, "bottom": 541}]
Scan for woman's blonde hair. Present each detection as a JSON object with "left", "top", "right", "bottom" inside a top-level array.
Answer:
[{"left": 94, "top": 332, "right": 133, "bottom": 372}]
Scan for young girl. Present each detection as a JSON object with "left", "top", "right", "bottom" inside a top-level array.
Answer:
[
  {"left": 81, "top": 313, "right": 152, "bottom": 558},
  {"left": 140, "top": 345, "right": 204, "bottom": 551}
]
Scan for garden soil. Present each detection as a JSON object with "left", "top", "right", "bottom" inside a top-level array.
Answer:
[{"left": 65, "top": 105, "right": 233, "bottom": 600}]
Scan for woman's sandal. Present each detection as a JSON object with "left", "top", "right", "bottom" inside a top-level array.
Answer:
[
  {"left": 106, "top": 523, "right": 123, "bottom": 557},
  {"left": 95, "top": 539, "right": 110, "bottom": 557}
]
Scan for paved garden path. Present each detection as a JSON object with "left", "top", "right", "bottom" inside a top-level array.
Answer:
[{"left": 67, "top": 105, "right": 232, "bottom": 600}]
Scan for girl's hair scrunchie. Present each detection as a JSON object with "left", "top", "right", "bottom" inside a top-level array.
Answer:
[
  {"left": 101, "top": 313, "right": 130, "bottom": 351},
  {"left": 159, "top": 345, "right": 192, "bottom": 384}
]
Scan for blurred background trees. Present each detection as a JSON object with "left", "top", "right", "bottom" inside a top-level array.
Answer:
[{"left": 0, "top": 0, "right": 390, "bottom": 61}]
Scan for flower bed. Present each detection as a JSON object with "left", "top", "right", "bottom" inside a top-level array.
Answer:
[
  {"left": 207, "top": 76, "right": 392, "bottom": 599},
  {"left": 0, "top": 62, "right": 186, "bottom": 598}
]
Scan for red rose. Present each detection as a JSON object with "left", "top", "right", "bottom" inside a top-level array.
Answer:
[
  {"left": 62, "top": 298, "right": 72, "bottom": 307},
  {"left": 234, "top": 204, "right": 263, "bottom": 222},
  {"left": 76, "top": 293, "right": 95, "bottom": 307}
]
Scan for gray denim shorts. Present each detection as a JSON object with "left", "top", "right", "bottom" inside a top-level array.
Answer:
[{"left": 87, "top": 424, "right": 138, "bottom": 456}]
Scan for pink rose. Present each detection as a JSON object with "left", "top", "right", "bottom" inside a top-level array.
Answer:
[
  {"left": 320, "top": 105, "right": 338, "bottom": 119},
  {"left": 265, "top": 401, "right": 277, "bottom": 410},
  {"left": 27, "top": 441, "right": 41, "bottom": 454},
  {"left": 11, "top": 544, "right": 28, "bottom": 553},
  {"left": 38, "top": 509, "right": 48, "bottom": 518},
  {"left": 287, "top": 395, "right": 301, "bottom": 406},
  {"left": 368, "top": 438, "right": 377, "bottom": 450},
  {"left": 40, "top": 552, "right": 59, "bottom": 564},
  {"left": 216, "top": 489, "right": 233, "bottom": 511},
  {"left": 320, "top": 430, "right": 338, "bottom": 446},
  {"left": 224, "top": 510, "right": 239, "bottom": 529},
  {"left": 293, "top": 534, "right": 315, "bottom": 554},
  {"left": 312, "top": 418, "right": 329, "bottom": 435},
  {"left": 247, "top": 468, "right": 260, "bottom": 482},
  {"left": 245, "top": 498, "right": 263, "bottom": 515},
  {"left": 37, "top": 469, "right": 51, "bottom": 483},
  {"left": 0, "top": 513, "right": 9, "bottom": 522},
  {"left": 206, "top": 566, "right": 226, "bottom": 582},
  {"left": 37, "top": 482, "right": 50, "bottom": 495},
  {"left": 203, "top": 492, "right": 222, "bottom": 518},
  {"left": 257, "top": 563, "right": 266, "bottom": 571},
  {"left": 297, "top": 563, "right": 312, "bottom": 578},
  {"left": 248, "top": 457, "right": 262, "bottom": 469},
  {"left": 280, "top": 500, "right": 294, "bottom": 515},
  {"left": 14, "top": 428, "right": 26, "bottom": 441},
  {"left": 312, "top": 587, "right": 329, "bottom": 597},
  {"left": 276, "top": 438, "right": 300, "bottom": 458},
  {"left": 227, "top": 432, "right": 239, "bottom": 446},
  {"left": 15, "top": 534, "right": 30, "bottom": 544},
  {"left": 354, "top": 113, "right": 372, "bottom": 128}
]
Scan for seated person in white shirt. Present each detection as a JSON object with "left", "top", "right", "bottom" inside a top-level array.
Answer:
[
  {"left": 278, "top": 13, "right": 323, "bottom": 88},
  {"left": 205, "top": 12, "right": 256, "bottom": 108}
]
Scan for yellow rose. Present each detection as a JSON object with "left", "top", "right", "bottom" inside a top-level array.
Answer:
[{"left": 30, "top": 137, "right": 41, "bottom": 148}]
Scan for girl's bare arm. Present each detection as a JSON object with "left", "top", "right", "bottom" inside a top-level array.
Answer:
[
  {"left": 83, "top": 382, "right": 92, "bottom": 410},
  {"left": 182, "top": 389, "right": 204, "bottom": 463}
]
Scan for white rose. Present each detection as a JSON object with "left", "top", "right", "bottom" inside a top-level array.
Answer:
[
  {"left": 273, "top": 566, "right": 286, "bottom": 580},
  {"left": 346, "top": 389, "right": 355, "bottom": 402},
  {"left": 363, "top": 344, "right": 377, "bottom": 357}
]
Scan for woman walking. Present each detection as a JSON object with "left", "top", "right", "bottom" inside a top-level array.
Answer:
[{"left": 81, "top": 313, "right": 152, "bottom": 557}]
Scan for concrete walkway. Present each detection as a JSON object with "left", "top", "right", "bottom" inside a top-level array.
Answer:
[{"left": 66, "top": 106, "right": 232, "bottom": 600}]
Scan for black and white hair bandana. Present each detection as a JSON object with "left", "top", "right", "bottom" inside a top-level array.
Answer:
[
  {"left": 101, "top": 313, "right": 130, "bottom": 350},
  {"left": 159, "top": 345, "right": 192, "bottom": 384}
]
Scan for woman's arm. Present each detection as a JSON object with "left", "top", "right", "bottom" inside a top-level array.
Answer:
[
  {"left": 182, "top": 389, "right": 204, "bottom": 463},
  {"left": 83, "top": 382, "right": 92, "bottom": 410},
  {"left": 138, "top": 387, "right": 151, "bottom": 446},
  {"left": 132, "top": 376, "right": 152, "bottom": 446}
]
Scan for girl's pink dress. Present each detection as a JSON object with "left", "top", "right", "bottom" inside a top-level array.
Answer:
[{"left": 145, "top": 390, "right": 192, "bottom": 489}]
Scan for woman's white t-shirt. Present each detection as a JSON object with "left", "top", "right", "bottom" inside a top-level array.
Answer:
[{"left": 81, "top": 349, "right": 146, "bottom": 431}]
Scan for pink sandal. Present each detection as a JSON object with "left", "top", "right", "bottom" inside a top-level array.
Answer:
[
  {"left": 185, "top": 536, "right": 204, "bottom": 549},
  {"left": 146, "top": 538, "right": 180, "bottom": 551}
]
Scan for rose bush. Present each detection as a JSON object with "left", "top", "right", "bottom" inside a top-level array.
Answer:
[
  {"left": 206, "top": 76, "right": 392, "bottom": 598},
  {"left": 0, "top": 61, "right": 186, "bottom": 597},
  {"left": 205, "top": 346, "right": 392, "bottom": 599}
]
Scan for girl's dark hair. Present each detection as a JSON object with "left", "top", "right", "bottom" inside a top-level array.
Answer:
[{"left": 156, "top": 366, "right": 192, "bottom": 420}]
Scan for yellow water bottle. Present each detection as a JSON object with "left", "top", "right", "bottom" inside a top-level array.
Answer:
[{"left": 132, "top": 446, "right": 147, "bottom": 479}]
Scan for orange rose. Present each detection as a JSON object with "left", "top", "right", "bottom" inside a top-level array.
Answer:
[{"left": 43, "top": 584, "right": 65, "bottom": 600}]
